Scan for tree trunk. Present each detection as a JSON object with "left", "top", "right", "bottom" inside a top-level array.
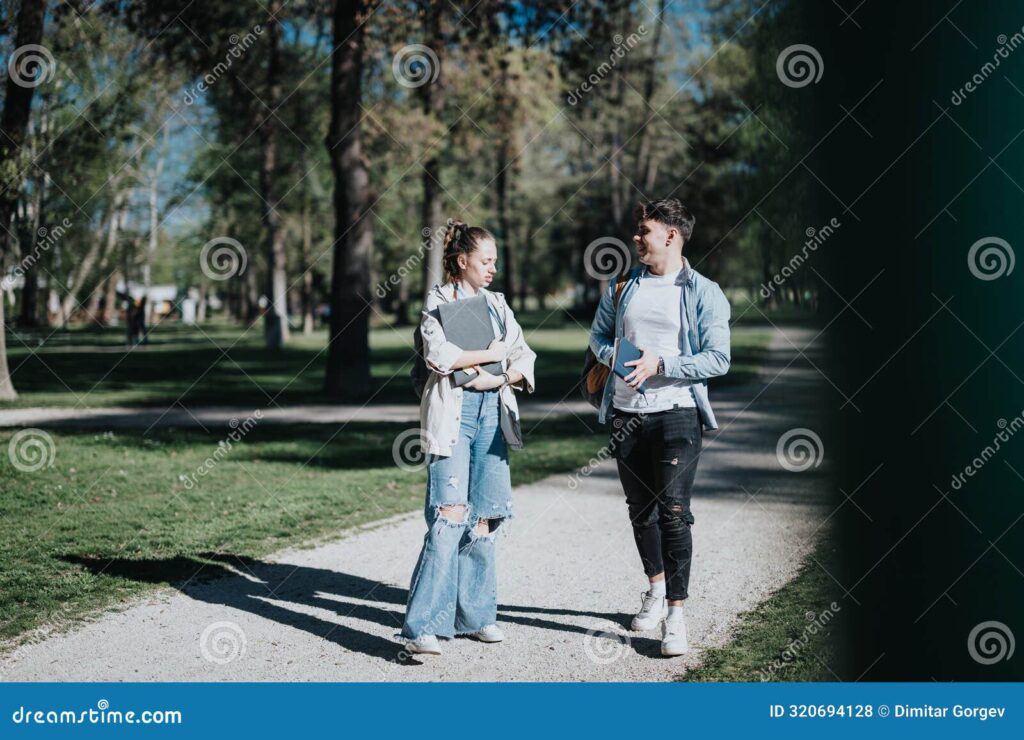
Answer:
[
  {"left": 635, "top": 0, "right": 667, "bottom": 194},
  {"left": 143, "top": 127, "right": 169, "bottom": 326},
  {"left": 260, "top": 2, "right": 290, "bottom": 350},
  {"left": 324, "top": 0, "right": 374, "bottom": 399},
  {"left": 419, "top": 0, "right": 445, "bottom": 300},
  {"left": 494, "top": 53, "right": 515, "bottom": 299},
  {"left": 60, "top": 192, "right": 124, "bottom": 325},
  {"left": 196, "top": 283, "right": 208, "bottom": 323},
  {"left": 0, "top": 0, "right": 48, "bottom": 401},
  {"left": 102, "top": 271, "right": 120, "bottom": 324},
  {"left": 301, "top": 200, "right": 315, "bottom": 334}
]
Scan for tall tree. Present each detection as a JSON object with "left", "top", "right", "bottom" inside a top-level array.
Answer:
[
  {"left": 324, "top": 0, "right": 375, "bottom": 399},
  {"left": 260, "top": 0, "right": 290, "bottom": 350},
  {"left": 0, "top": 0, "right": 48, "bottom": 401},
  {"left": 417, "top": 0, "right": 445, "bottom": 308}
]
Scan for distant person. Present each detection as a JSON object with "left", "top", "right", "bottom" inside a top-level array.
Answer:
[
  {"left": 126, "top": 297, "right": 149, "bottom": 346},
  {"left": 401, "top": 219, "right": 536, "bottom": 656},
  {"left": 587, "top": 198, "right": 731, "bottom": 656}
]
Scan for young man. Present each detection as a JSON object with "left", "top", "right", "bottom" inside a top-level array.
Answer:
[{"left": 588, "top": 198, "right": 731, "bottom": 656}]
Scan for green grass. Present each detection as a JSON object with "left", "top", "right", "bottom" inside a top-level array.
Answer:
[
  {"left": 0, "top": 317, "right": 826, "bottom": 676},
  {"left": 1, "top": 319, "right": 774, "bottom": 409},
  {"left": 684, "top": 539, "right": 846, "bottom": 682},
  {"left": 0, "top": 417, "right": 607, "bottom": 645}
]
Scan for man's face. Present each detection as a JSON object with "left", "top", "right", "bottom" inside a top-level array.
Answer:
[{"left": 632, "top": 219, "right": 675, "bottom": 265}]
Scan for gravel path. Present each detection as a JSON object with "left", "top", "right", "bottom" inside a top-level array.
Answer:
[{"left": 0, "top": 326, "right": 832, "bottom": 681}]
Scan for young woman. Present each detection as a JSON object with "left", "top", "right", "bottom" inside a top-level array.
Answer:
[{"left": 401, "top": 219, "right": 536, "bottom": 656}]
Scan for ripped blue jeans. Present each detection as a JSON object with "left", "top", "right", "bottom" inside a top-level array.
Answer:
[{"left": 402, "top": 389, "right": 513, "bottom": 639}]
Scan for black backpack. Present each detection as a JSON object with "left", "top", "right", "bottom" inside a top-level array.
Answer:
[{"left": 411, "top": 324, "right": 429, "bottom": 400}]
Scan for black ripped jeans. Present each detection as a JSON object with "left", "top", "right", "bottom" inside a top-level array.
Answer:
[{"left": 610, "top": 406, "right": 703, "bottom": 601}]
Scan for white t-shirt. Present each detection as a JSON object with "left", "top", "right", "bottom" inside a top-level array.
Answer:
[{"left": 612, "top": 268, "right": 696, "bottom": 412}]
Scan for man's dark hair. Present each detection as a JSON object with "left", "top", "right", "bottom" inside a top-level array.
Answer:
[{"left": 634, "top": 198, "right": 696, "bottom": 243}]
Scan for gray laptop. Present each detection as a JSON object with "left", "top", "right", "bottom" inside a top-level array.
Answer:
[{"left": 436, "top": 294, "right": 503, "bottom": 386}]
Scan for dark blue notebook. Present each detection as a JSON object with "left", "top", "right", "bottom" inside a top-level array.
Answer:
[{"left": 613, "top": 337, "right": 649, "bottom": 395}]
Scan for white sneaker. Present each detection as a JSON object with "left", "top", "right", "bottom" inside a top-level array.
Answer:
[
  {"left": 661, "top": 614, "right": 688, "bottom": 656},
  {"left": 630, "top": 590, "right": 667, "bottom": 631},
  {"left": 470, "top": 624, "right": 505, "bottom": 643},
  {"left": 405, "top": 634, "right": 442, "bottom": 655}
]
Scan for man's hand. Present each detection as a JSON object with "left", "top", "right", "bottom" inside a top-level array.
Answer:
[
  {"left": 623, "top": 348, "right": 660, "bottom": 388},
  {"left": 464, "top": 368, "right": 505, "bottom": 391}
]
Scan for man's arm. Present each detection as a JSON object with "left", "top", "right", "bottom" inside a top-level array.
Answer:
[
  {"left": 588, "top": 281, "right": 617, "bottom": 367},
  {"left": 661, "top": 282, "right": 731, "bottom": 380}
]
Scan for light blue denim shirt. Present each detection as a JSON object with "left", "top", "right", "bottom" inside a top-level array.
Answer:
[{"left": 588, "top": 260, "right": 731, "bottom": 430}]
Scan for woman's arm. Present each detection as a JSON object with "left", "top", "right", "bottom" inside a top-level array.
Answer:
[
  {"left": 451, "top": 340, "right": 507, "bottom": 371},
  {"left": 420, "top": 293, "right": 506, "bottom": 375}
]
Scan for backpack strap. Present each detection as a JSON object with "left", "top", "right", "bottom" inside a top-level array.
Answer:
[{"left": 613, "top": 275, "right": 628, "bottom": 308}]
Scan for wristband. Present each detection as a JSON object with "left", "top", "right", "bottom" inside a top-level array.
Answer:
[{"left": 657, "top": 356, "right": 665, "bottom": 375}]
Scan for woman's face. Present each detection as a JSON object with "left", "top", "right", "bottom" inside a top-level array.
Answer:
[{"left": 457, "top": 238, "right": 498, "bottom": 290}]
